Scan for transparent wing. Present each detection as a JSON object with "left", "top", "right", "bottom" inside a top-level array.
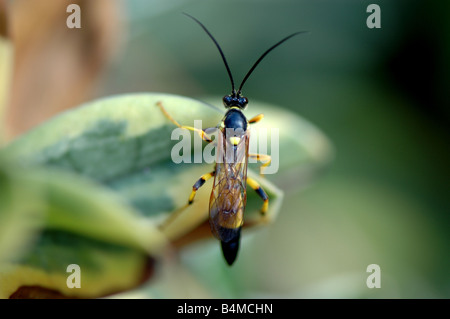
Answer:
[{"left": 209, "top": 130, "right": 249, "bottom": 242}]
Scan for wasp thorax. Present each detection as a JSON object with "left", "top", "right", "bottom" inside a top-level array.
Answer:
[
  {"left": 223, "top": 108, "right": 247, "bottom": 132},
  {"left": 222, "top": 94, "right": 248, "bottom": 109}
]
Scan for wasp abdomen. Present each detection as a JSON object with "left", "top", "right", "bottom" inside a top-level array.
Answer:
[
  {"left": 209, "top": 186, "right": 245, "bottom": 240},
  {"left": 220, "top": 227, "right": 241, "bottom": 265}
]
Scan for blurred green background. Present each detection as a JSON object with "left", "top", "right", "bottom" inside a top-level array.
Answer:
[
  {"left": 95, "top": 0, "right": 450, "bottom": 297},
  {"left": 3, "top": 0, "right": 449, "bottom": 298}
]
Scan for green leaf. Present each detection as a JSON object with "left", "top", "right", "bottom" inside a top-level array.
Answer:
[
  {"left": 4, "top": 93, "right": 294, "bottom": 236},
  {"left": 0, "top": 160, "right": 164, "bottom": 298},
  {"left": 0, "top": 35, "right": 14, "bottom": 143},
  {"left": 4, "top": 93, "right": 221, "bottom": 181},
  {"left": 0, "top": 160, "right": 46, "bottom": 264},
  {"left": 1, "top": 93, "right": 331, "bottom": 298},
  {"left": 1, "top": 230, "right": 149, "bottom": 299}
]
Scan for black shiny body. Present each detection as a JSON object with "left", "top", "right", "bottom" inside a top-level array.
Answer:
[
  {"left": 224, "top": 108, "right": 248, "bottom": 132},
  {"left": 220, "top": 228, "right": 241, "bottom": 265}
]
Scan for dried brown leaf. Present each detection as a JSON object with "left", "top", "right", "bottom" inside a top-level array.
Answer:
[{"left": 5, "top": 0, "right": 124, "bottom": 139}]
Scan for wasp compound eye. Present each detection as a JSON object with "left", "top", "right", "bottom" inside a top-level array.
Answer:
[
  {"left": 223, "top": 95, "right": 233, "bottom": 107},
  {"left": 238, "top": 97, "right": 248, "bottom": 108}
]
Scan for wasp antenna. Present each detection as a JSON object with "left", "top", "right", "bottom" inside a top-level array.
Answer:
[
  {"left": 183, "top": 13, "right": 236, "bottom": 94},
  {"left": 238, "top": 31, "right": 308, "bottom": 94}
]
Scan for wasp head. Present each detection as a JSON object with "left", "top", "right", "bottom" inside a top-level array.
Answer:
[{"left": 223, "top": 92, "right": 248, "bottom": 109}]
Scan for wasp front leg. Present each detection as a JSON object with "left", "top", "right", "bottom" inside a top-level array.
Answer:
[
  {"left": 246, "top": 176, "right": 269, "bottom": 216},
  {"left": 248, "top": 113, "right": 264, "bottom": 124},
  {"left": 156, "top": 101, "right": 213, "bottom": 143},
  {"left": 156, "top": 101, "right": 216, "bottom": 231}
]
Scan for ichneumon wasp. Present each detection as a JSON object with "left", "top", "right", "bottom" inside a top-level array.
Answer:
[{"left": 158, "top": 13, "right": 305, "bottom": 265}]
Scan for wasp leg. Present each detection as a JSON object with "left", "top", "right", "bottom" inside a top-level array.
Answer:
[
  {"left": 246, "top": 176, "right": 269, "bottom": 216},
  {"left": 156, "top": 101, "right": 213, "bottom": 143},
  {"left": 248, "top": 113, "right": 264, "bottom": 124},
  {"left": 249, "top": 153, "right": 271, "bottom": 176},
  {"left": 188, "top": 171, "right": 215, "bottom": 204},
  {"left": 248, "top": 114, "right": 270, "bottom": 175},
  {"left": 160, "top": 171, "right": 215, "bottom": 231}
]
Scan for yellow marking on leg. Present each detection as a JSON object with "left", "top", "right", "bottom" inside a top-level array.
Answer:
[
  {"left": 248, "top": 113, "right": 264, "bottom": 124},
  {"left": 180, "top": 125, "right": 213, "bottom": 143},
  {"left": 156, "top": 101, "right": 213, "bottom": 143},
  {"left": 247, "top": 176, "right": 269, "bottom": 216},
  {"left": 261, "top": 200, "right": 268, "bottom": 215},
  {"left": 189, "top": 171, "right": 215, "bottom": 204},
  {"left": 249, "top": 153, "right": 272, "bottom": 175}
]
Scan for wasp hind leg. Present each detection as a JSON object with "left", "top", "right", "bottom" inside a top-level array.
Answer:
[
  {"left": 247, "top": 176, "right": 269, "bottom": 216},
  {"left": 188, "top": 171, "right": 215, "bottom": 204},
  {"left": 159, "top": 171, "right": 215, "bottom": 231}
]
